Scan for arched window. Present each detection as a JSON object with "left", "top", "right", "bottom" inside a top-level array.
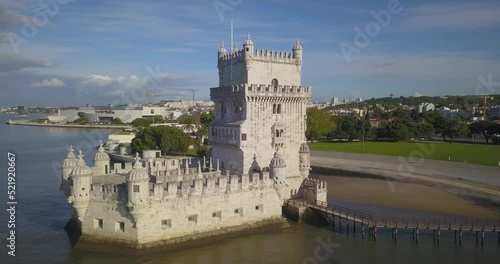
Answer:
[{"left": 271, "top": 78, "right": 279, "bottom": 88}]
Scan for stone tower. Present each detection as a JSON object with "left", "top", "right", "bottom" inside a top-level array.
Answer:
[
  {"left": 92, "top": 140, "right": 110, "bottom": 176},
  {"left": 209, "top": 35, "right": 311, "bottom": 182},
  {"left": 126, "top": 153, "right": 149, "bottom": 226},
  {"left": 61, "top": 145, "right": 78, "bottom": 181},
  {"left": 68, "top": 151, "right": 93, "bottom": 221}
]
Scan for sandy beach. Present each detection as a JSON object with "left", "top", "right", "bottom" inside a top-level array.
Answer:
[{"left": 313, "top": 174, "right": 500, "bottom": 221}]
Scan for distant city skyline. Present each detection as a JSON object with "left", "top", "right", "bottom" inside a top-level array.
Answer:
[{"left": 1, "top": 0, "right": 500, "bottom": 106}]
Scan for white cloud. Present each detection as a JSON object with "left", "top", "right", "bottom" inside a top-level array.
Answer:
[
  {"left": 82, "top": 74, "right": 113, "bottom": 86},
  {"left": 31, "top": 78, "right": 65, "bottom": 87}
]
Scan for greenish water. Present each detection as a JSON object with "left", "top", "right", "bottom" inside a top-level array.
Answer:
[{"left": 0, "top": 113, "right": 499, "bottom": 263}]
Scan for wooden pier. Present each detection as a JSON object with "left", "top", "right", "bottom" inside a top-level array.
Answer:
[{"left": 286, "top": 199, "right": 500, "bottom": 246}]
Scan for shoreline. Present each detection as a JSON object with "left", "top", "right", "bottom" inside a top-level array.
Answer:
[
  {"left": 311, "top": 167, "right": 500, "bottom": 221},
  {"left": 6, "top": 120, "right": 131, "bottom": 130}
]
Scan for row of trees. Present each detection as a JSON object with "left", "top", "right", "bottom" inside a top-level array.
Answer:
[
  {"left": 306, "top": 108, "right": 500, "bottom": 144},
  {"left": 131, "top": 126, "right": 193, "bottom": 154}
]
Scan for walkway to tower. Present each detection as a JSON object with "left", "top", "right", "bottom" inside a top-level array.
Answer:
[{"left": 286, "top": 199, "right": 500, "bottom": 246}]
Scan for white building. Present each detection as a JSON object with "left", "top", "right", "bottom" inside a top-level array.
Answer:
[
  {"left": 60, "top": 35, "right": 326, "bottom": 253},
  {"left": 330, "top": 97, "right": 339, "bottom": 106}
]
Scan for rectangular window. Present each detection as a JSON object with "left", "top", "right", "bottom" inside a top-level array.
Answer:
[
  {"left": 93, "top": 218, "right": 103, "bottom": 229},
  {"left": 161, "top": 219, "right": 172, "bottom": 228},
  {"left": 115, "top": 221, "right": 125, "bottom": 232},
  {"left": 212, "top": 211, "right": 222, "bottom": 219},
  {"left": 133, "top": 185, "right": 139, "bottom": 192},
  {"left": 241, "top": 133, "right": 247, "bottom": 141},
  {"left": 234, "top": 208, "right": 243, "bottom": 216},
  {"left": 188, "top": 215, "right": 198, "bottom": 224}
]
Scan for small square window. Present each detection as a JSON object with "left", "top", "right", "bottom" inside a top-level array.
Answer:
[
  {"left": 241, "top": 133, "right": 247, "bottom": 141},
  {"left": 161, "top": 219, "right": 172, "bottom": 228},
  {"left": 255, "top": 204, "right": 263, "bottom": 212},
  {"left": 94, "top": 218, "right": 103, "bottom": 229},
  {"left": 115, "top": 221, "right": 125, "bottom": 232},
  {"left": 133, "top": 185, "right": 139, "bottom": 192},
  {"left": 234, "top": 208, "right": 243, "bottom": 216},
  {"left": 212, "top": 211, "right": 222, "bottom": 219},
  {"left": 188, "top": 215, "right": 198, "bottom": 224}
]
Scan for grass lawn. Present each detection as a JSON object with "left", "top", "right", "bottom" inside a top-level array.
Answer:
[{"left": 309, "top": 141, "right": 500, "bottom": 166}]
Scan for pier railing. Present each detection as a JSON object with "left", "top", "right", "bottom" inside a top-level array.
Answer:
[{"left": 286, "top": 199, "right": 373, "bottom": 226}]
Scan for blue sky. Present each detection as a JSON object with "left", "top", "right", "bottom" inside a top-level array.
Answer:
[{"left": 0, "top": 0, "right": 499, "bottom": 106}]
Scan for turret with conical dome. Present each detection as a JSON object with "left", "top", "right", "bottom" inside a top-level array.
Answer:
[
  {"left": 270, "top": 148, "right": 287, "bottom": 184},
  {"left": 68, "top": 151, "right": 93, "bottom": 221},
  {"left": 298, "top": 142, "right": 310, "bottom": 178},
  {"left": 292, "top": 38, "right": 303, "bottom": 64},
  {"left": 243, "top": 33, "right": 254, "bottom": 59},
  {"left": 62, "top": 145, "right": 78, "bottom": 181},
  {"left": 93, "top": 140, "right": 110, "bottom": 176},
  {"left": 218, "top": 42, "right": 227, "bottom": 59},
  {"left": 126, "top": 153, "right": 150, "bottom": 226}
]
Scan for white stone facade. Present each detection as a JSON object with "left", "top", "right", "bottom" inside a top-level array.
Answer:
[
  {"left": 60, "top": 36, "right": 327, "bottom": 251},
  {"left": 210, "top": 35, "right": 311, "bottom": 194}
]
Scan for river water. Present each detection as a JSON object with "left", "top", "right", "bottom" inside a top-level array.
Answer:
[{"left": 0, "top": 113, "right": 498, "bottom": 264}]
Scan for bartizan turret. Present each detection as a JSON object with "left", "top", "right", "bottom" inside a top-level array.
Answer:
[
  {"left": 126, "top": 153, "right": 150, "bottom": 227},
  {"left": 93, "top": 140, "right": 110, "bottom": 175},
  {"left": 299, "top": 142, "right": 311, "bottom": 178},
  {"left": 292, "top": 38, "right": 303, "bottom": 65},
  {"left": 68, "top": 151, "right": 93, "bottom": 221},
  {"left": 270, "top": 148, "right": 287, "bottom": 184},
  {"left": 61, "top": 145, "right": 78, "bottom": 181}
]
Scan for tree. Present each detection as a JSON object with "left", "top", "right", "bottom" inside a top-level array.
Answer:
[
  {"left": 111, "top": 118, "right": 123, "bottom": 125},
  {"left": 378, "top": 119, "right": 414, "bottom": 141},
  {"left": 131, "top": 118, "right": 152, "bottom": 127},
  {"left": 181, "top": 120, "right": 196, "bottom": 133},
  {"left": 444, "top": 118, "right": 468, "bottom": 143},
  {"left": 330, "top": 116, "right": 373, "bottom": 141},
  {"left": 153, "top": 115, "right": 164, "bottom": 123},
  {"left": 469, "top": 120, "right": 499, "bottom": 144},
  {"left": 306, "top": 108, "right": 335, "bottom": 141},
  {"left": 131, "top": 126, "right": 192, "bottom": 154},
  {"left": 200, "top": 111, "right": 215, "bottom": 126},
  {"left": 73, "top": 117, "right": 89, "bottom": 125},
  {"left": 415, "top": 122, "right": 434, "bottom": 138},
  {"left": 177, "top": 114, "right": 195, "bottom": 124}
]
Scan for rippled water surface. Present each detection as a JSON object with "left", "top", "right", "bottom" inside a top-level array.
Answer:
[{"left": 0, "top": 114, "right": 499, "bottom": 264}]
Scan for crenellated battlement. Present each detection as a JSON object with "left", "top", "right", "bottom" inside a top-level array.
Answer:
[
  {"left": 218, "top": 48, "right": 298, "bottom": 66},
  {"left": 211, "top": 84, "right": 311, "bottom": 99},
  {"left": 302, "top": 178, "right": 327, "bottom": 190},
  {"left": 302, "top": 178, "right": 327, "bottom": 204}
]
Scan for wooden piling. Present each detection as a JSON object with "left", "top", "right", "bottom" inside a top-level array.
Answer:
[{"left": 437, "top": 227, "right": 440, "bottom": 245}]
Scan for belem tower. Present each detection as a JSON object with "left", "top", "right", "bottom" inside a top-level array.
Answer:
[{"left": 60, "top": 35, "right": 327, "bottom": 252}]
